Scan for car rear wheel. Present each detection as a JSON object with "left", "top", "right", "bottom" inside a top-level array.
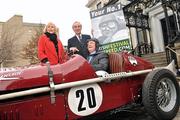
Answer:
[{"left": 142, "top": 69, "right": 180, "bottom": 120}]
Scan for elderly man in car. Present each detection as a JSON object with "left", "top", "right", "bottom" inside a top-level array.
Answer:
[{"left": 86, "top": 38, "right": 109, "bottom": 72}]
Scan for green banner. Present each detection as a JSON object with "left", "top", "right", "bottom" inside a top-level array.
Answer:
[{"left": 99, "top": 39, "right": 131, "bottom": 53}]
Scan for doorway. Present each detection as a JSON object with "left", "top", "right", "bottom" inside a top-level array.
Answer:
[{"left": 161, "top": 15, "right": 177, "bottom": 46}]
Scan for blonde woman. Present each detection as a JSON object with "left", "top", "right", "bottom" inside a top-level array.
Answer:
[{"left": 38, "top": 22, "right": 65, "bottom": 65}]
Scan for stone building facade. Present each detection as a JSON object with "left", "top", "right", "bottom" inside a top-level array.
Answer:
[
  {"left": 86, "top": 0, "right": 180, "bottom": 54},
  {"left": 0, "top": 15, "right": 44, "bottom": 67}
]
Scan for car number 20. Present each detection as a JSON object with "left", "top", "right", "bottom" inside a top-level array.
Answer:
[{"left": 68, "top": 83, "right": 103, "bottom": 116}]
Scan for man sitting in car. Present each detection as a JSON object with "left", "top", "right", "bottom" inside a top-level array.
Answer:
[{"left": 86, "top": 38, "right": 109, "bottom": 72}]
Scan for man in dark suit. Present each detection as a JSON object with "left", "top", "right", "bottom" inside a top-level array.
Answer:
[{"left": 68, "top": 21, "right": 91, "bottom": 58}]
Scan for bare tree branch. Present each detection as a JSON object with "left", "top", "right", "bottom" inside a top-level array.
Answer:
[
  {"left": 0, "top": 24, "right": 21, "bottom": 66},
  {"left": 21, "top": 24, "right": 44, "bottom": 64}
]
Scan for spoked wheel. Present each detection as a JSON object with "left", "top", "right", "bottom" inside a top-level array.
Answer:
[
  {"left": 156, "top": 78, "right": 177, "bottom": 112},
  {"left": 142, "top": 69, "right": 180, "bottom": 120}
]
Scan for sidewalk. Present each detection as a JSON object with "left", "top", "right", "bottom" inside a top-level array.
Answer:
[
  {"left": 173, "top": 108, "right": 180, "bottom": 120},
  {"left": 173, "top": 80, "right": 180, "bottom": 120}
]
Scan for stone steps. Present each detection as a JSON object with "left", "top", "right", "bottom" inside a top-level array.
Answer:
[{"left": 141, "top": 52, "right": 168, "bottom": 67}]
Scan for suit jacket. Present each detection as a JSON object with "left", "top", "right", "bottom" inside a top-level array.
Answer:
[
  {"left": 38, "top": 34, "right": 65, "bottom": 65},
  {"left": 68, "top": 34, "right": 91, "bottom": 58},
  {"left": 88, "top": 52, "right": 109, "bottom": 71}
]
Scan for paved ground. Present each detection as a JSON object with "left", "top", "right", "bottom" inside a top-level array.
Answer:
[
  {"left": 174, "top": 80, "right": 180, "bottom": 120},
  {"left": 108, "top": 107, "right": 180, "bottom": 120},
  {"left": 173, "top": 109, "right": 180, "bottom": 120}
]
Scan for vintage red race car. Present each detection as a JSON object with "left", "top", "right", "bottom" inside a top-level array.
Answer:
[{"left": 0, "top": 52, "right": 179, "bottom": 120}]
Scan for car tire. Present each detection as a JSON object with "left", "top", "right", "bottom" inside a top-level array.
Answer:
[{"left": 142, "top": 69, "right": 180, "bottom": 120}]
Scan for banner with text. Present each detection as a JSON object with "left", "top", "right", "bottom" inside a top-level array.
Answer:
[{"left": 90, "top": 3, "right": 131, "bottom": 53}]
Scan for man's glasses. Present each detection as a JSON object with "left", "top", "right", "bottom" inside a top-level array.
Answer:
[
  {"left": 99, "top": 20, "right": 117, "bottom": 30},
  {"left": 73, "top": 25, "right": 82, "bottom": 29}
]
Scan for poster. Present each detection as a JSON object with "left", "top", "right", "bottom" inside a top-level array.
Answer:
[{"left": 90, "top": 3, "right": 131, "bottom": 53}]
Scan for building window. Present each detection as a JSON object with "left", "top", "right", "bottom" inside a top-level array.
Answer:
[{"left": 97, "top": 2, "right": 102, "bottom": 9}]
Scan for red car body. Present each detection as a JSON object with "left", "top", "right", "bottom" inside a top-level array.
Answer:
[{"left": 0, "top": 52, "right": 159, "bottom": 120}]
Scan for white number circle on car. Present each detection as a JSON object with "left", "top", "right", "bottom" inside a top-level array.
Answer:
[{"left": 68, "top": 83, "right": 103, "bottom": 116}]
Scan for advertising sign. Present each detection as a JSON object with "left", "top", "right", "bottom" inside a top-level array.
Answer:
[{"left": 90, "top": 3, "right": 131, "bottom": 53}]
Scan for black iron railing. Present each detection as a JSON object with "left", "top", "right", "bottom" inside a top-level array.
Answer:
[
  {"left": 165, "top": 32, "right": 180, "bottom": 69},
  {"left": 132, "top": 42, "right": 153, "bottom": 56}
]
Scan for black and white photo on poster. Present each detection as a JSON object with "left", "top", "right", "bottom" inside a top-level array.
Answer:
[{"left": 90, "top": 3, "right": 131, "bottom": 53}]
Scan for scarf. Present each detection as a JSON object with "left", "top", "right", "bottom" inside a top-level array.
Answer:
[
  {"left": 45, "top": 32, "right": 59, "bottom": 56},
  {"left": 45, "top": 32, "right": 58, "bottom": 45}
]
